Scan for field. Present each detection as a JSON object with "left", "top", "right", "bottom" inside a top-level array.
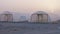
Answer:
[{"left": 0, "top": 22, "right": 60, "bottom": 34}]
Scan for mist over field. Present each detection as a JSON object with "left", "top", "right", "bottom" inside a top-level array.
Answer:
[
  {"left": 0, "top": 0, "right": 60, "bottom": 21},
  {"left": 0, "top": 0, "right": 60, "bottom": 34}
]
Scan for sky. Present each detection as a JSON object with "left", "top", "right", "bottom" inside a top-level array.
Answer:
[
  {"left": 0, "top": 0, "right": 60, "bottom": 21},
  {"left": 0, "top": 0, "right": 59, "bottom": 13}
]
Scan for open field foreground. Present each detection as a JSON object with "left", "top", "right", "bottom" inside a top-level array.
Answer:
[{"left": 0, "top": 23, "right": 60, "bottom": 34}]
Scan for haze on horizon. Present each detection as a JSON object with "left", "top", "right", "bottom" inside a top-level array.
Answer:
[{"left": 0, "top": 0, "right": 60, "bottom": 21}]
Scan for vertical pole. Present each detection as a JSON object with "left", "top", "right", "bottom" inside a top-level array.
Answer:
[
  {"left": 41, "top": 14, "right": 43, "bottom": 22},
  {"left": 37, "top": 14, "right": 38, "bottom": 22},
  {"left": 7, "top": 14, "right": 8, "bottom": 22},
  {"left": 3, "top": 14, "right": 8, "bottom": 22},
  {"left": 37, "top": 14, "right": 39, "bottom": 22},
  {"left": 47, "top": 14, "right": 48, "bottom": 22},
  {"left": 31, "top": 14, "right": 33, "bottom": 22},
  {"left": 12, "top": 15, "right": 13, "bottom": 22}
]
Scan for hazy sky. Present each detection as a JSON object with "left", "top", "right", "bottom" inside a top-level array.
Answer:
[
  {"left": 0, "top": 0, "right": 60, "bottom": 21},
  {"left": 0, "top": 0, "right": 60, "bottom": 13}
]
